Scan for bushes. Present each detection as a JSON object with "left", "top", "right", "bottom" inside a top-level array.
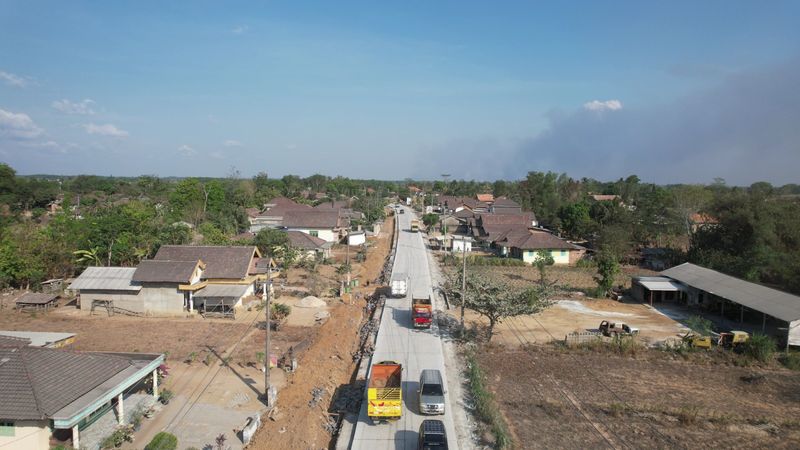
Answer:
[
  {"left": 779, "top": 352, "right": 800, "bottom": 370},
  {"left": 743, "top": 334, "right": 776, "bottom": 363},
  {"left": 144, "top": 432, "right": 178, "bottom": 450},
  {"left": 465, "top": 350, "right": 512, "bottom": 448},
  {"left": 466, "top": 256, "right": 525, "bottom": 267}
]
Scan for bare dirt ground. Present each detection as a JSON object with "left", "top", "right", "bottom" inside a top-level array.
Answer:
[
  {"left": 479, "top": 344, "right": 800, "bottom": 449},
  {"left": 447, "top": 264, "right": 684, "bottom": 347},
  {"left": 249, "top": 215, "right": 395, "bottom": 450},
  {"left": 0, "top": 306, "right": 251, "bottom": 361}
]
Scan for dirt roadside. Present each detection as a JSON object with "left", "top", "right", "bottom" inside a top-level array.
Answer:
[{"left": 248, "top": 215, "right": 394, "bottom": 449}]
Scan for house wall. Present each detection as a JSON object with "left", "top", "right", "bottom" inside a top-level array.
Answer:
[
  {"left": 518, "top": 249, "right": 572, "bottom": 265},
  {"left": 286, "top": 227, "right": 337, "bottom": 243},
  {"left": 0, "top": 420, "right": 50, "bottom": 450},
  {"left": 348, "top": 233, "right": 366, "bottom": 246},
  {"left": 78, "top": 290, "right": 141, "bottom": 312},
  {"left": 138, "top": 283, "right": 185, "bottom": 314}
]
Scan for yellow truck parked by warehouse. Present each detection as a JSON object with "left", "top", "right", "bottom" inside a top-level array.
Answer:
[{"left": 367, "top": 360, "right": 402, "bottom": 422}]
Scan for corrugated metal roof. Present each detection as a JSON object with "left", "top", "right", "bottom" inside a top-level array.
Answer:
[
  {"left": 661, "top": 263, "right": 800, "bottom": 322},
  {"left": 68, "top": 267, "right": 141, "bottom": 292},
  {"left": 0, "top": 331, "right": 75, "bottom": 348},
  {"left": 634, "top": 277, "right": 686, "bottom": 292},
  {"left": 194, "top": 284, "right": 250, "bottom": 298}
]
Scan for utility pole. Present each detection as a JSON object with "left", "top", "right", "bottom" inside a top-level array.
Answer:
[
  {"left": 460, "top": 242, "right": 467, "bottom": 328},
  {"left": 264, "top": 262, "right": 273, "bottom": 407}
]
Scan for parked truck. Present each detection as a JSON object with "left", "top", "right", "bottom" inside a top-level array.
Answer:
[
  {"left": 390, "top": 273, "right": 409, "bottom": 298},
  {"left": 367, "top": 360, "right": 402, "bottom": 422},
  {"left": 412, "top": 296, "right": 433, "bottom": 329},
  {"left": 410, "top": 219, "right": 421, "bottom": 232},
  {"left": 599, "top": 320, "right": 639, "bottom": 337}
]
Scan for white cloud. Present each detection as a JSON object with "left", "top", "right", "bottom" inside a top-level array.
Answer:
[
  {"left": 232, "top": 25, "right": 249, "bottom": 35},
  {"left": 83, "top": 123, "right": 129, "bottom": 137},
  {"left": 209, "top": 151, "right": 225, "bottom": 159},
  {"left": 583, "top": 99, "right": 623, "bottom": 111},
  {"left": 223, "top": 139, "right": 242, "bottom": 147},
  {"left": 52, "top": 98, "right": 96, "bottom": 115},
  {"left": 0, "top": 70, "right": 28, "bottom": 87},
  {"left": 178, "top": 144, "right": 196, "bottom": 156},
  {"left": 0, "top": 108, "right": 43, "bottom": 139}
]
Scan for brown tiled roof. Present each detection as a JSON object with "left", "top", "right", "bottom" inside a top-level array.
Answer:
[
  {"left": 476, "top": 193, "right": 494, "bottom": 202},
  {"left": 498, "top": 230, "right": 579, "bottom": 250},
  {"left": 266, "top": 196, "right": 300, "bottom": 207},
  {"left": 153, "top": 246, "right": 257, "bottom": 279},
  {"left": 132, "top": 260, "right": 202, "bottom": 283},
  {"left": 479, "top": 213, "right": 534, "bottom": 226},
  {"left": 314, "top": 200, "right": 349, "bottom": 209},
  {"left": 287, "top": 231, "right": 332, "bottom": 250},
  {"left": 491, "top": 197, "right": 520, "bottom": 208},
  {"left": 0, "top": 345, "right": 132, "bottom": 420},
  {"left": 282, "top": 210, "right": 344, "bottom": 229},
  {"left": 15, "top": 293, "right": 58, "bottom": 305},
  {"left": 256, "top": 203, "right": 312, "bottom": 218}
]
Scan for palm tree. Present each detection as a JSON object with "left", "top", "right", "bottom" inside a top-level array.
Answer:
[{"left": 73, "top": 247, "right": 102, "bottom": 266}]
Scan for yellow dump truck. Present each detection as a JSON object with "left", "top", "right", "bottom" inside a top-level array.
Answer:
[
  {"left": 367, "top": 360, "right": 402, "bottom": 422},
  {"left": 410, "top": 219, "right": 421, "bottom": 232}
]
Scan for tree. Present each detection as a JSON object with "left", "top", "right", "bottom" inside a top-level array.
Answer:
[
  {"left": 533, "top": 250, "right": 554, "bottom": 286},
  {"left": 558, "top": 202, "right": 591, "bottom": 239},
  {"left": 422, "top": 213, "right": 439, "bottom": 228},
  {"left": 444, "top": 269, "right": 552, "bottom": 340},
  {"left": 671, "top": 185, "right": 712, "bottom": 238},
  {"left": 254, "top": 228, "right": 289, "bottom": 256},
  {"left": 594, "top": 250, "right": 620, "bottom": 297},
  {"left": 170, "top": 178, "right": 205, "bottom": 226}
]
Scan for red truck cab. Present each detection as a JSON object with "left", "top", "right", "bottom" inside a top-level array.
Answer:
[{"left": 412, "top": 296, "right": 433, "bottom": 328}]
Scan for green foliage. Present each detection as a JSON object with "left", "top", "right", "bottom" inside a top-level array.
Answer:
[
  {"left": 101, "top": 426, "right": 134, "bottom": 448},
  {"left": 593, "top": 250, "right": 620, "bottom": 296},
  {"left": 144, "top": 432, "right": 178, "bottom": 450},
  {"left": 271, "top": 302, "right": 292, "bottom": 321},
  {"left": 779, "top": 352, "right": 800, "bottom": 371},
  {"left": 198, "top": 222, "right": 229, "bottom": 245},
  {"left": 465, "top": 350, "right": 512, "bottom": 449},
  {"left": 743, "top": 334, "right": 776, "bottom": 363},
  {"left": 534, "top": 250, "right": 554, "bottom": 285},
  {"left": 689, "top": 187, "right": 800, "bottom": 295},
  {"left": 422, "top": 213, "right": 439, "bottom": 228},
  {"left": 558, "top": 201, "right": 592, "bottom": 239},
  {"left": 685, "top": 315, "right": 714, "bottom": 336},
  {"left": 254, "top": 228, "right": 289, "bottom": 257}
]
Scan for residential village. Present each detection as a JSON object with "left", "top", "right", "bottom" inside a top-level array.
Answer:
[{"left": 1, "top": 168, "right": 800, "bottom": 450}]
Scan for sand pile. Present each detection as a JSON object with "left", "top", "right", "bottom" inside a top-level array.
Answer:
[{"left": 296, "top": 296, "right": 326, "bottom": 308}]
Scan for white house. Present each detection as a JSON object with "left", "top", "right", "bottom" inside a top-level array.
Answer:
[{"left": 282, "top": 210, "right": 348, "bottom": 243}]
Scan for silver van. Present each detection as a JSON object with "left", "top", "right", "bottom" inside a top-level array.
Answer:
[{"left": 418, "top": 369, "right": 445, "bottom": 415}]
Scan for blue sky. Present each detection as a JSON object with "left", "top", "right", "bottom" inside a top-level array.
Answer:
[{"left": 1, "top": 1, "right": 799, "bottom": 184}]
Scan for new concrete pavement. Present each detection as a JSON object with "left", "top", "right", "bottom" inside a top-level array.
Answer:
[{"left": 350, "top": 206, "right": 459, "bottom": 449}]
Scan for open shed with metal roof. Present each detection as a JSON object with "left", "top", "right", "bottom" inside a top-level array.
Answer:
[{"left": 658, "top": 263, "right": 800, "bottom": 346}]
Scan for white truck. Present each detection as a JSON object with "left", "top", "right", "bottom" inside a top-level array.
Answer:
[{"left": 390, "top": 273, "right": 408, "bottom": 298}]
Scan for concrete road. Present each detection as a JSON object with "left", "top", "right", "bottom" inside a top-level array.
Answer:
[{"left": 351, "top": 206, "right": 459, "bottom": 450}]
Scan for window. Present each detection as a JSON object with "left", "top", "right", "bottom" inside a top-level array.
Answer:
[
  {"left": 0, "top": 421, "right": 14, "bottom": 437},
  {"left": 561, "top": 250, "right": 567, "bottom": 256},
  {"left": 309, "top": 230, "right": 319, "bottom": 237}
]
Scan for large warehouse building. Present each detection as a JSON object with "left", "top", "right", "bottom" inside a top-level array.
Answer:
[{"left": 632, "top": 263, "right": 800, "bottom": 347}]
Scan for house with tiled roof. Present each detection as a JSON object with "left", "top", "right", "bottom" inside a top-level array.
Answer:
[
  {"left": 282, "top": 210, "right": 349, "bottom": 242},
  {"left": 0, "top": 336, "right": 164, "bottom": 450},
  {"left": 489, "top": 197, "right": 522, "bottom": 214},
  {"left": 496, "top": 229, "right": 585, "bottom": 265},
  {"left": 70, "top": 246, "right": 264, "bottom": 317},
  {"left": 249, "top": 197, "right": 312, "bottom": 232},
  {"left": 287, "top": 230, "right": 333, "bottom": 259}
]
